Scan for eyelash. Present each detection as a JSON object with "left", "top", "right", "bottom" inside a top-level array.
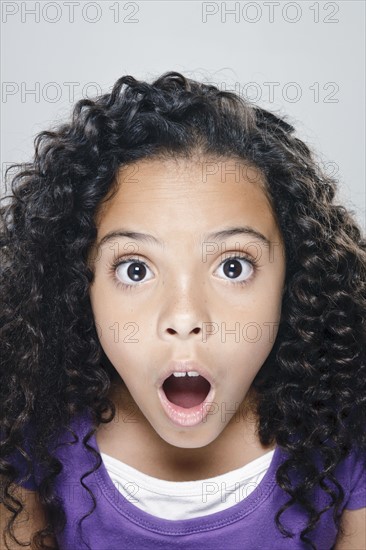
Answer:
[{"left": 108, "top": 253, "right": 260, "bottom": 291}]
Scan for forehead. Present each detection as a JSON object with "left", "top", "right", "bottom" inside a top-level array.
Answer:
[{"left": 95, "top": 157, "right": 281, "bottom": 243}]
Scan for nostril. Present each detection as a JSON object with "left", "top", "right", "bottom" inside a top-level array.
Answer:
[{"left": 166, "top": 327, "right": 201, "bottom": 335}]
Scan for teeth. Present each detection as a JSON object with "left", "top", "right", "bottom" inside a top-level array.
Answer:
[{"left": 172, "top": 371, "right": 200, "bottom": 378}]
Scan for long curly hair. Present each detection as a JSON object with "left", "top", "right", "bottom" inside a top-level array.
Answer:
[{"left": 1, "top": 71, "right": 365, "bottom": 550}]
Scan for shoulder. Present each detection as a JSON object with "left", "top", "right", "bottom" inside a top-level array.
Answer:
[
  {"left": 340, "top": 444, "right": 366, "bottom": 508},
  {"left": 0, "top": 485, "right": 58, "bottom": 548},
  {"left": 1, "top": 409, "right": 93, "bottom": 492},
  {"left": 334, "top": 444, "right": 366, "bottom": 548},
  {"left": 334, "top": 507, "right": 366, "bottom": 549}
]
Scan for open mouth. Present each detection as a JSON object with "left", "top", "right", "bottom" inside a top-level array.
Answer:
[{"left": 162, "top": 373, "right": 211, "bottom": 409}]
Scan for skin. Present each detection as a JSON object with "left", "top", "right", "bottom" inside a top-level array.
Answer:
[{"left": 88, "top": 156, "right": 286, "bottom": 481}]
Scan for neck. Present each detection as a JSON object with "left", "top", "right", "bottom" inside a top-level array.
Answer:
[{"left": 96, "top": 380, "right": 274, "bottom": 482}]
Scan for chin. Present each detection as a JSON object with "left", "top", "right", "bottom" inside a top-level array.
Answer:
[{"left": 156, "top": 424, "right": 221, "bottom": 450}]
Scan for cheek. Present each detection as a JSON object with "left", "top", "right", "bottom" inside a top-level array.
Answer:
[
  {"left": 89, "top": 297, "right": 144, "bottom": 377},
  {"left": 235, "top": 291, "right": 282, "bottom": 334},
  {"left": 89, "top": 284, "right": 120, "bottom": 358},
  {"left": 223, "top": 297, "right": 282, "bottom": 379}
]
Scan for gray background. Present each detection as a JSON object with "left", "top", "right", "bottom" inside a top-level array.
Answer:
[{"left": 1, "top": 0, "right": 365, "bottom": 230}]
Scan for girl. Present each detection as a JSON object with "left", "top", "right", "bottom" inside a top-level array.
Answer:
[{"left": 0, "top": 71, "right": 365, "bottom": 550}]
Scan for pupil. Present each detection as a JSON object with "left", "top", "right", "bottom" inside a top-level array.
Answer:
[
  {"left": 224, "top": 259, "right": 242, "bottom": 279},
  {"left": 127, "top": 262, "right": 146, "bottom": 282}
]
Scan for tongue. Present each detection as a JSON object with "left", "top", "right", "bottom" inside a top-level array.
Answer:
[{"left": 163, "top": 375, "right": 211, "bottom": 408}]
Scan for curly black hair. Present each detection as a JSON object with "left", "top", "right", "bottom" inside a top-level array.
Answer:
[{"left": 1, "top": 71, "right": 365, "bottom": 550}]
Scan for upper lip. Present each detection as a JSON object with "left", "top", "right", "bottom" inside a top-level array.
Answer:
[{"left": 157, "top": 359, "right": 215, "bottom": 389}]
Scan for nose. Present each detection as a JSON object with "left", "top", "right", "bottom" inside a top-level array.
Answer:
[{"left": 158, "top": 280, "right": 209, "bottom": 342}]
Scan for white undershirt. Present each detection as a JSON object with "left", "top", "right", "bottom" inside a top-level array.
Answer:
[{"left": 101, "top": 449, "right": 275, "bottom": 520}]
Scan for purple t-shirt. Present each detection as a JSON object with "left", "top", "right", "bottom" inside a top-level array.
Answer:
[{"left": 6, "top": 410, "right": 366, "bottom": 549}]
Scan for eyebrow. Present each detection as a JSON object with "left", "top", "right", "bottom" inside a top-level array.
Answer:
[{"left": 97, "top": 226, "right": 271, "bottom": 250}]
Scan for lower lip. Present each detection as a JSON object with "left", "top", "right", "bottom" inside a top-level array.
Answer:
[{"left": 157, "top": 384, "right": 216, "bottom": 427}]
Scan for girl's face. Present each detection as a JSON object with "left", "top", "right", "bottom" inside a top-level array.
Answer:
[{"left": 89, "top": 156, "right": 286, "bottom": 449}]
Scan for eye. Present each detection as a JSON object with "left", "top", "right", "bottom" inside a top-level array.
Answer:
[
  {"left": 214, "top": 255, "right": 258, "bottom": 286},
  {"left": 108, "top": 253, "right": 259, "bottom": 291},
  {"left": 109, "top": 257, "right": 154, "bottom": 290}
]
